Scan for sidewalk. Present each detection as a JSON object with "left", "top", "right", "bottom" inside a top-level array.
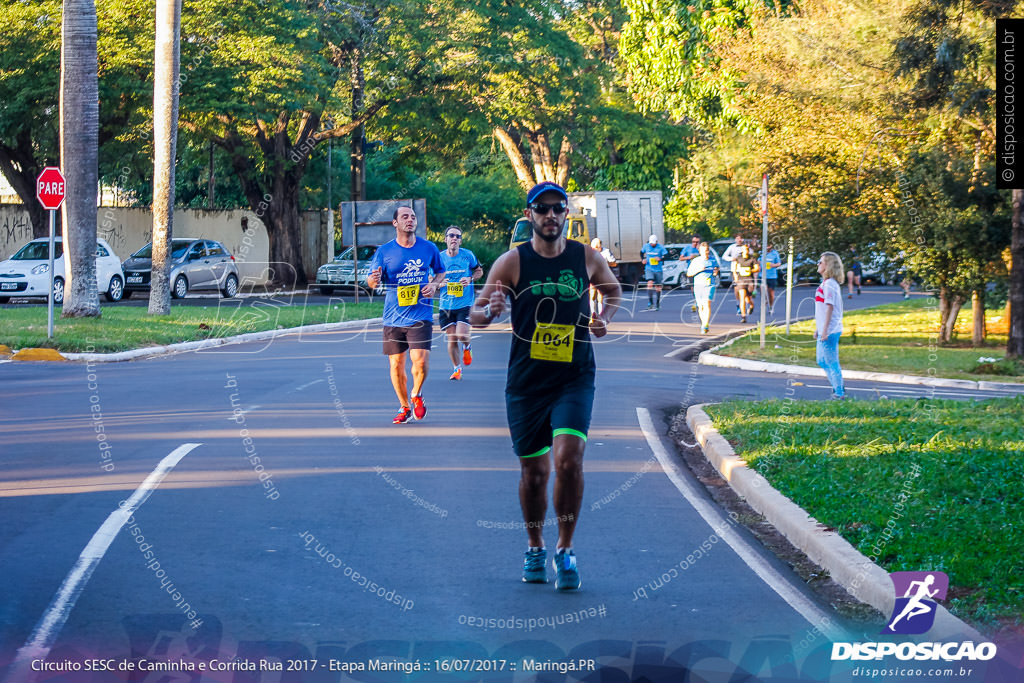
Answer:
[{"left": 698, "top": 335, "right": 1024, "bottom": 393}]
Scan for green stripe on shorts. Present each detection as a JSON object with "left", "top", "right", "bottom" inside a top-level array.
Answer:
[
  {"left": 521, "top": 446, "right": 551, "bottom": 459},
  {"left": 553, "top": 428, "right": 587, "bottom": 441}
]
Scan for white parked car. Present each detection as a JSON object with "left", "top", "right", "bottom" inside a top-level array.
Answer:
[
  {"left": 0, "top": 237, "right": 125, "bottom": 304},
  {"left": 662, "top": 243, "right": 724, "bottom": 288}
]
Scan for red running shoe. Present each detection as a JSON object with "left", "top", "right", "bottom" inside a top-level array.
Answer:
[
  {"left": 412, "top": 395, "right": 426, "bottom": 420},
  {"left": 462, "top": 347, "right": 473, "bottom": 366},
  {"left": 393, "top": 406, "right": 412, "bottom": 424}
]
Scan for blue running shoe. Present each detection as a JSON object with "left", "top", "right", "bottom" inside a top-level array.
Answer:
[
  {"left": 553, "top": 549, "right": 580, "bottom": 590},
  {"left": 523, "top": 547, "right": 547, "bottom": 583}
]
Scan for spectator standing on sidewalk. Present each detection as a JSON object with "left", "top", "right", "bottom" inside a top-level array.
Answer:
[{"left": 815, "top": 252, "right": 846, "bottom": 400}]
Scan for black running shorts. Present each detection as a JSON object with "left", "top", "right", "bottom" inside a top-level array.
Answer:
[
  {"left": 505, "top": 375, "right": 595, "bottom": 458},
  {"left": 382, "top": 320, "right": 433, "bottom": 355},
  {"left": 439, "top": 306, "right": 470, "bottom": 330}
]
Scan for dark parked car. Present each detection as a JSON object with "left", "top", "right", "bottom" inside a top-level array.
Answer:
[{"left": 122, "top": 238, "right": 240, "bottom": 298}]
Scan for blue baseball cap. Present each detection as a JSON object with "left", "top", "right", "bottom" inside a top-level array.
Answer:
[{"left": 526, "top": 181, "right": 568, "bottom": 205}]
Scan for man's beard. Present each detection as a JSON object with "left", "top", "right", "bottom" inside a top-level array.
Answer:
[{"left": 533, "top": 221, "right": 563, "bottom": 243}]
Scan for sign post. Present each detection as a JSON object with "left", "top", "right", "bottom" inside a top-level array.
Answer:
[
  {"left": 758, "top": 173, "right": 768, "bottom": 349},
  {"left": 36, "top": 167, "right": 66, "bottom": 339}
]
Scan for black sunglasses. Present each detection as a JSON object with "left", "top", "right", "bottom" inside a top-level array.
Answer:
[
  {"left": 529, "top": 202, "right": 567, "bottom": 215},
  {"left": 446, "top": 233, "right": 462, "bottom": 239}
]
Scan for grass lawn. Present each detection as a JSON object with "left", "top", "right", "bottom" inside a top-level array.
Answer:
[
  {"left": 716, "top": 298, "right": 1024, "bottom": 383},
  {"left": 0, "top": 300, "right": 384, "bottom": 353},
  {"left": 704, "top": 398, "right": 1024, "bottom": 630}
]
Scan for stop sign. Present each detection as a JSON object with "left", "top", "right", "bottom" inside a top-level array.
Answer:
[{"left": 36, "top": 167, "right": 66, "bottom": 210}]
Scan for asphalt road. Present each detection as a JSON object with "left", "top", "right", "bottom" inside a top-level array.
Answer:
[{"left": 1, "top": 285, "right": 1021, "bottom": 682}]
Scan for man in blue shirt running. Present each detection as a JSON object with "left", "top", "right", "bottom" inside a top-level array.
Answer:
[
  {"left": 640, "top": 235, "right": 668, "bottom": 310},
  {"left": 439, "top": 225, "right": 483, "bottom": 381},
  {"left": 762, "top": 242, "right": 782, "bottom": 310},
  {"left": 366, "top": 206, "right": 446, "bottom": 423}
]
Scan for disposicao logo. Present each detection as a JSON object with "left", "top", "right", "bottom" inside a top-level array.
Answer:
[
  {"left": 882, "top": 571, "right": 948, "bottom": 635},
  {"left": 831, "top": 570, "right": 998, "bottom": 663}
]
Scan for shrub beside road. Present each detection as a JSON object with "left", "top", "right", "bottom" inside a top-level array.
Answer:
[
  {"left": 715, "top": 298, "right": 1023, "bottom": 382},
  {"left": 0, "top": 301, "right": 384, "bottom": 353},
  {"left": 705, "top": 397, "right": 1024, "bottom": 631}
]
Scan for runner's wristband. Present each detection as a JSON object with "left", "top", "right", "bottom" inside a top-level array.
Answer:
[{"left": 483, "top": 303, "right": 493, "bottom": 319}]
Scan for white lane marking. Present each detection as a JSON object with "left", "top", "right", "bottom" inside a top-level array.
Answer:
[
  {"left": 7, "top": 443, "right": 201, "bottom": 678},
  {"left": 291, "top": 379, "right": 324, "bottom": 393},
  {"left": 636, "top": 408, "right": 847, "bottom": 640}
]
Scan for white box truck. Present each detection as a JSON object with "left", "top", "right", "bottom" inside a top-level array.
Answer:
[
  {"left": 509, "top": 190, "right": 664, "bottom": 283},
  {"left": 568, "top": 191, "right": 664, "bottom": 283}
]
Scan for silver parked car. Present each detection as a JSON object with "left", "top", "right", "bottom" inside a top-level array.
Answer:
[
  {"left": 315, "top": 245, "right": 379, "bottom": 295},
  {"left": 122, "top": 238, "right": 240, "bottom": 299}
]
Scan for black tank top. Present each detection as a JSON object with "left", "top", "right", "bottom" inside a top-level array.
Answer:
[{"left": 506, "top": 240, "right": 595, "bottom": 395}]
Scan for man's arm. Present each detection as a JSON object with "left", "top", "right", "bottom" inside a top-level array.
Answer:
[
  {"left": 470, "top": 250, "right": 518, "bottom": 327},
  {"left": 422, "top": 270, "right": 447, "bottom": 298},
  {"left": 586, "top": 247, "right": 622, "bottom": 337},
  {"left": 365, "top": 252, "right": 384, "bottom": 289}
]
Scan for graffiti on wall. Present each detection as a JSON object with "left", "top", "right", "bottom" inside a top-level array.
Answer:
[{"left": 0, "top": 211, "right": 33, "bottom": 260}]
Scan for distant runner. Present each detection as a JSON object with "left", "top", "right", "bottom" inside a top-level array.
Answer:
[
  {"left": 471, "top": 181, "right": 622, "bottom": 590},
  {"left": 762, "top": 242, "right": 781, "bottom": 311},
  {"left": 686, "top": 241, "right": 719, "bottom": 334},
  {"left": 439, "top": 226, "right": 483, "bottom": 381},
  {"left": 366, "top": 207, "right": 446, "bottom": 423},
  {"left": 731, "top": 243, "right": 759, "bottom": 323},
  {"left": 640, "top": 234, "right": 668, "bottom": 311}
]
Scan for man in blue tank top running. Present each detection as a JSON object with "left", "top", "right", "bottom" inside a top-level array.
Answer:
[{"left": 470, "top": 181, "right": 622, "bottom": 591}]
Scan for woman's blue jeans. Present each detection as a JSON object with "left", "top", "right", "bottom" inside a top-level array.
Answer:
[{"left": 816, "top": 332, "right": 844, "bottom": 397}]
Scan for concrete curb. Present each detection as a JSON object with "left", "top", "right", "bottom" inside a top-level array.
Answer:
[
  {"left": 698, "top": 347, "right": 1024, "bottom": 393},
  {"left": 59, "top": 317, "right": 384, "bottom": 363},
  {"left": 686, "top": 403, "right": 985, "bottom": 642}
]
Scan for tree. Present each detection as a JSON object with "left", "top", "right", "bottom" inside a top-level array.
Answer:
[
  {"left": 60, "top": 0, "right": 101, "bottom": 317},
  {"left": 0, "top": 0, "right": 60, "bottom": 239},
  {"left": 168, "top": 0, "right": 484, "bottom": 285},
  {"left": 621, "top": 0, "right": 757, "bottom": 130},
  {"left": 148, "top": 0, "right": 181, "bottom": 315}
]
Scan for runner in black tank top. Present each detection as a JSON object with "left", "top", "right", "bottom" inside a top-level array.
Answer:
[
  {"left": 470, "top": 181, "right": 622, "bottom": 591},
  {"left": 506, "top": 239, "right": 595, "bottom": 396}
]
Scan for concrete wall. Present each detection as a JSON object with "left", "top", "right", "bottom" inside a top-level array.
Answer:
[{"left": 0, "top": 205, "right": 345, "bottom": 287}]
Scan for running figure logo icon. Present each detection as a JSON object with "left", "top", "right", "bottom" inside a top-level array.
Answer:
[{"left": 882, "top": 571, "right": 949, "bottom": 634}]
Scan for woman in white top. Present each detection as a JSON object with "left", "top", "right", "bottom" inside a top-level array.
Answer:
[{"left": 815, "top": 252, "right": 846, "bottom": 399}]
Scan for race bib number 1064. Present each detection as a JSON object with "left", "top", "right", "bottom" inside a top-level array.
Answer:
[{"left": 530, "top": 322, "right": 574, "bottom": 363}]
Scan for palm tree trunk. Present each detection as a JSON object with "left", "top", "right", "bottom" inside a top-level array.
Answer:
[
  {"left": 149, "top": 0, "right": 182, "bottom": 315},
  {"left": 1009, "top": 190, "right": 1024, "bottom": 358},
  {"left": 60, "top": 0, "right": 100, "bottom": 318}
]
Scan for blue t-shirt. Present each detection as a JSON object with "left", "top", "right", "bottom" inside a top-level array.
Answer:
[
  {"left": 370, "top": 237, "right": 444, "bottom": 327},
  {"left": 762, "top": 249, "right": 781, "bottom": 280},
  {"left": 641, "top": 244, "right": 668, "bottom": 272},
  {"left": 680, "top": 244, "right": 700, "bottom": 260},
  {"left": 439, "top": 248, "right": 480, "bottom": 310}
]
